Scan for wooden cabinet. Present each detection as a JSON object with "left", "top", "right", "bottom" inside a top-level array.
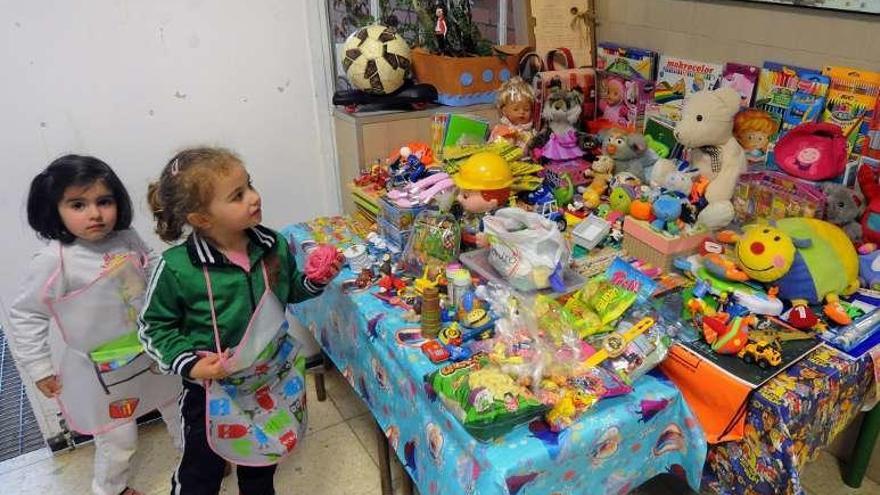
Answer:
[{"left": 332, "top": 104, "right": 498, "bottom": 214}]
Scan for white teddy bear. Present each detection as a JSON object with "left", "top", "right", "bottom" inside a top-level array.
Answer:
[{"left": 650, "top": 87, "right": 747, "bottom": 229}]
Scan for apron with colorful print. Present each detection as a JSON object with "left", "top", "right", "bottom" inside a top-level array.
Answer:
[
  {"left": 43, "top": 247, "right": 180, "bottom": 435},
  {"left": 203, "top": 262, "right": 307, "bottom": 466}
]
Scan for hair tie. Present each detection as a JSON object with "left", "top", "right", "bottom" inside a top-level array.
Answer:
[{"left": 170, "top": 158, "right": 180, "bottom": 176}]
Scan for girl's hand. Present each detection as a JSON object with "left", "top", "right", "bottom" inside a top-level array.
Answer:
[
  {"left": 305, "top": 244, "right": 345, "bottom": 285},
  {"left": 36, "top": 375, "right": 62, "bottom": 398},
  {"left": 189, "top": 352, "right": 229, "bottom": 380}
]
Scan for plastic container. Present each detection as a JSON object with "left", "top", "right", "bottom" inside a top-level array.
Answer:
[{"left": 451, "top": 269, "right": 472, "bottom": 310}]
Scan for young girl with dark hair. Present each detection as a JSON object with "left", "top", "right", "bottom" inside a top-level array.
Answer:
[{"left": 7, "top": 155, "right": 181, "bottom": 495}]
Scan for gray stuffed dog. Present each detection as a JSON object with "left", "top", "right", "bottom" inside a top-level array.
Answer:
[{"left": 823, "top": 183, "right": 865, "bottom": 244}]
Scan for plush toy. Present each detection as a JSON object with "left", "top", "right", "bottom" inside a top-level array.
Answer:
[
  {"left": 530, "top": 81, "right": 595, "bottom": 185},
  {"left": 609, "top": 185, "right": 636, "bottom": 214},
  {"left": 856, "top": 165, "right": 880, "bottom": 246},
  {"left": 652, "top": 87, "right": 746, "bottom": 230},
  {"left": 649, "top": 159, "right": 698, "bottom": 197},
  {"left": 859, "top": 249, "right": 880, "bottom": 290},
  {"left": 822, "top": 183, "right": 865, "bottom": 244},
  {"left": 599, "top": 129, "right": 658, "bottom": 182},
  {"left": 651, "top": 195, "right": 682, "bottom": 235},
  {"left": 734, "top": 218, "right": 859, "bottom": 326},
  {"left": 588, "top": 155, "right": 615, "bottom": 193}
]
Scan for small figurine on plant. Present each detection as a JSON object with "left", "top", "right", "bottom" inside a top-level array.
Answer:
[
  {"left": 434, "top": 4, "right": 448, "bottom": 55},
  {"left": 452, "top": 152, "right": 513, "bottom": 248},
  {"left": 489, "top": 77, "right": 536, "bottom": 151}
]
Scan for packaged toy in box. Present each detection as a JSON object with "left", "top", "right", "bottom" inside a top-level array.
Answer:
[
  {"left": 596, "top": 42, "right": 658, "bottom": 82},
  {"left": 622, "top": 218, "right": 708, "bottom": 272},
  {"left": 597, "top": 72, "right": 654, "bottom": 131},
  {"left": 378, "top": 195, "right": 425, "bottom": 231},
  {"left": 732, "top": 170, "right": 826, "bottom": 223}
]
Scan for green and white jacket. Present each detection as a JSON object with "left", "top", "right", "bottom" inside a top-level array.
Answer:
[{"left": 138, "top": 225, "right": 323, "bottom": 379}]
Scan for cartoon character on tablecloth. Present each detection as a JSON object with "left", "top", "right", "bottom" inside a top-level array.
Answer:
[{"left": 453, "top": 152, "right": 513, "bottom": 249}]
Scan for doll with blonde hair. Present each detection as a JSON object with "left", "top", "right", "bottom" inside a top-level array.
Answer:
[
  {"left": 733, "top": 109, "right": 779, "bottom": 166},
  {"left": 489, "top": 76, "right": 536, "bottom": 150}
]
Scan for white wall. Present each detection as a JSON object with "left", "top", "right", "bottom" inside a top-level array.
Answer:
[{"left": 0, "top": 0, "right": 338, "bottom": 438}]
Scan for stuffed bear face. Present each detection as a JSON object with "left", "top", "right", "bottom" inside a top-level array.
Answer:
[
  {"left": 542, "top": 85, "right": 583, "bottom": 125},
  {"left": 824, "top": 184, "right": 865, "bottom": 225},
  {"left": 601, "top": 130, "right": 647, "bottom": 160},
  {"left": 673, "top": 87, "right": 741, "bottom": 148}
]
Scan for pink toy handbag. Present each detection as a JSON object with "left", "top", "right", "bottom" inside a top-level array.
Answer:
[{"left": 774, "top": 122, "right": 848, "bottom": 181}]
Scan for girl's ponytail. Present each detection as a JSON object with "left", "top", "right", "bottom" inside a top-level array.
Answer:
[{"left": 148, "top": 148, "right": 241, "bottom": 243}]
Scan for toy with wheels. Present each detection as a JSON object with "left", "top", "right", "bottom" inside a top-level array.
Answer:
[{"left": 734, "top": 218, "right": 859, "bottom": 327}]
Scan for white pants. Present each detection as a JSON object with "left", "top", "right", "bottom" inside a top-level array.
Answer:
[{"left": 91, "top": 401, "right": 182, "bottom": 495}]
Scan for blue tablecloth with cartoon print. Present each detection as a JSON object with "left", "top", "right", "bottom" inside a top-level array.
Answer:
[{"left": 283, "top": 222, "right": 707, "bottom": 495}]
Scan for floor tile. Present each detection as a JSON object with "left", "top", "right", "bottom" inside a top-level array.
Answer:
[
  {"left": 802, "top": 450, "right": 880, "bottom": 495},
  {"left": 220, "top": 422, "right": 379, "bottom": 495},
  {"left": 0, "top": 447, "right": 51, "bottom": 476},
  {"left": 347, "top": 412, "right": 405, "bottom": 481},
  {"left": 325, "top": 369, "right": 370, "bottom": 420},
  {"left": 305, "top": 373, "right": 346, "bottom": 436}
]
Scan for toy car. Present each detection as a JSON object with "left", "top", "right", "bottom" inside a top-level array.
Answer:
[
  {"left": 421, "top": 340, "right": 450, "bottom": 363},
  {"left": 737, "top": 340, "right": 782, "bottom": 368}
]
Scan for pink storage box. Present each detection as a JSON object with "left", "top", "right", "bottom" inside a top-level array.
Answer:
[{"left": 622, "top": 218, "right": 709, "bottom": 272}]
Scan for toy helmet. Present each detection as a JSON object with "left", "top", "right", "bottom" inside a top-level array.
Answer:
[{"left": 453, "top": 152, "right": 513, "bottom": 191}]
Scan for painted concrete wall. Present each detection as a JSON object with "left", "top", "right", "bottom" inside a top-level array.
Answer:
[{"left": 0, "top": 0, "right": 338, "bottom": 438}]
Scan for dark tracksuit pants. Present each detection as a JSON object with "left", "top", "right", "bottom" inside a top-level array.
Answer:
[{"left": 172, "top": 379, "right": 277, "bottom": 495}]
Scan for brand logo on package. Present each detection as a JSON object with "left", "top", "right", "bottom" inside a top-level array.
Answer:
[{"left": 489, "top": 242, "right": 520, "bottom": 277}]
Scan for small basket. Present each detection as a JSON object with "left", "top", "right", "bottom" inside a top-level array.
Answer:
[{"left": 622, "top": 218, "right": 708, "bottom": 272}]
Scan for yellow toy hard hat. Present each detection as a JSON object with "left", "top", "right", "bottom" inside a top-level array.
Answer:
[{"left": 453, "top": 152, "right": 513, "bottom": 191}]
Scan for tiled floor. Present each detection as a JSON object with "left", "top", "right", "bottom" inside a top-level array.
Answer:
[{"left": 0, "top": 369, "right": 877, "bottom": 495}]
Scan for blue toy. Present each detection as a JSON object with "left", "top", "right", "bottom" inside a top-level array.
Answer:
[
  {"left": 860, "top": 250, "right": 880, "bottom": 290},
  {"left": 651, "top": 195, "right": 682, "bottom": 235}
]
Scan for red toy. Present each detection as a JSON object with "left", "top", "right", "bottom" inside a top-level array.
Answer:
[
  {"left": 857, "top": 165, "right": 880, "bottom": 245},
  {"left": 421, "top": 340, "right": 451, "bottom": 363},
  {"left": 377, "top": 273, "right": 407, "bottom": 295},
  {"left": 305, "top": 244, "right": 344, "bottom": 285}
]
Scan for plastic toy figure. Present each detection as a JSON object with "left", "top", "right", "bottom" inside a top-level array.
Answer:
[
  {"left": 453, "top": 152, "right": 513, "bottom": 248},
  {"left": 733, "top": 109, "right": 779, "bottom": 166},
  {"left": 434, "top": 5, "right": 448, "bottom": 55},
  {"left": 489, "top": 77, "right": 536, "bottom": 150}
]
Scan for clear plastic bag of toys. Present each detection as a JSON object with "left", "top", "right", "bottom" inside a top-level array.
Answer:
[{"left": 401, "top": 210, "right": 461, "bottom": 276}]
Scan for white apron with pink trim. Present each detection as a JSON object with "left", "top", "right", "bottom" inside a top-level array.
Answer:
[
  {"left": 43, "top": 248, "right": 180, "bottom": 435},
  {"left": 203, "top": 262, "right": 307, "bottom": 466}
]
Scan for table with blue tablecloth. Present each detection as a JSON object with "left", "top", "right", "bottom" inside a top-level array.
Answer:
[{"left": 283, "top": 222, "right": 708, "bottom": 495}]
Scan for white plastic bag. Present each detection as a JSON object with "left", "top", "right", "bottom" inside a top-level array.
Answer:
[{"left": 483, "top": 207, "right": 570, "bottom": 291}]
